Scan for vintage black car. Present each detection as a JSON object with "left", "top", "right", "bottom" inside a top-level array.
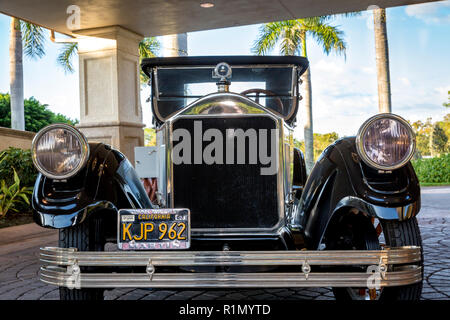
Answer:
[{"left": 32, "top": 56, "right": 422, "bottom": 300}]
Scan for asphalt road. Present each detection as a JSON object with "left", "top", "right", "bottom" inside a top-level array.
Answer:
[{"left": 0, "top": 186, "right": 448, "bottom": 300}]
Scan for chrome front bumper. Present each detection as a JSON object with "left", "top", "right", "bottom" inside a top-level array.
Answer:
[{"left": 40, "top": 246, "right": 422, "bottom": 289}]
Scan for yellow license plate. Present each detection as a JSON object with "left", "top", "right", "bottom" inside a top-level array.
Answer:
[{"left": 117, "top": 208, "right": 190, "bottom": 250}]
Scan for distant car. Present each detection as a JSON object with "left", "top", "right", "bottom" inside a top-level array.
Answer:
[{"left": 33, "top": 56, "right": 422, "bottom": 300}]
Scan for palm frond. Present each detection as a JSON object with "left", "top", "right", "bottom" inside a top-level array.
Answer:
[
  {"left": 305, "top": 12, "right": 361, "bottom": 31},
  {"left": 306, "top": 19, "right": 347, "bottom": 57},
  {"left": 252, "top": 22, "right": 285, "bottom": 55},
  {"left": 57, "top": 43, "right": 78, "bottom": 73},
  {"left": 139, "top": 37, "right": 160, "bottom": 84},
  {"left": 139, "top": 37, "right": 160, "bottom": 59},
  {"left": 326, "top": 11, "right": 363, "bottom": 20},
  {"left": 253, "top": 20, "right": 306, "bottom": 56},
  {"left": 21, "top": 21, "right": 46, "bottom": 59},
  {"left": 286, "top": 21, "right": 305, "bottom": 55},
  {"left": 253, "top": 15, "right": 350, "bottom": 59}
]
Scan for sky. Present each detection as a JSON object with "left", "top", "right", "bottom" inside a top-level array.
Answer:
[{"left": 0, "top": 1, "right": 449, "bottom": 140}]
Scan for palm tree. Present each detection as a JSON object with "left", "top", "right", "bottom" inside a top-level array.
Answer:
[
  {"left": 9, "top": 18, "right": 46, "bottom": 130},
  {"left": 138, "top": 37, "right": 160, "bottom": 83},
  {"left": 253, "top": 18, "right": 346, "bottom": 172},
  {"left": 57, "top": 37, "right": 160, "bottom": 84},
  {"left": 373, "top": 8, "right": 391, "bottom": 113}
]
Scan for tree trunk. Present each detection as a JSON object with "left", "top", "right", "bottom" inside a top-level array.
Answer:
[
  {"left": 301, "top": 36, "right": 314, "bottom": 173},
  {"left": 162, "top": 33, "right": 188, "bottom": 57},
  {"left": 429, "top": 129, "right": 434, "bottom": 157},
  {"left": 9, "top": 18, "right": 25, "bottom": 130},
  {"left": 302, "top": 67, "right": 314, "bottom": 173},
  {"left": 373, "top": 8, "right": 392, "bottom": 113}
]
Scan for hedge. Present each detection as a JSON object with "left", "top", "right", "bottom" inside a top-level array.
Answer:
[
  {"left": 411, "top": 153, "right": 450, "bottom": 184},
  {"left": 0, "top": 93, "right": 78, "bottom": 132}
]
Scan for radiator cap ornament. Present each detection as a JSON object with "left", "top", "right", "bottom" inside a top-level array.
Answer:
[{"left": 213, "top": 62, "right": 232, "bottom": 92}]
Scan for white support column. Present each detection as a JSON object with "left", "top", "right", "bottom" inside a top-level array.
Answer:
[
  {"left": 76, "top": 26, "right": 144, "bottom": 164},
  {"left": 162, "top": 33, "right": 188, "bottom": 57}
]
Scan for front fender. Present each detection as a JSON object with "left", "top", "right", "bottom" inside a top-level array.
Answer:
[
  {"left": 293, "top": 137, "right": 420, "bottom": 249},
  {"left": 32, "top": 143, "right": 152, "bottom": 229}
]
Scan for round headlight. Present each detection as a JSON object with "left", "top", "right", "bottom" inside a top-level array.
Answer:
[
  {"left": 356, "top": 114, "right": 415, "bottom": 170},
  {"left": 31, "top": 124, "right": 89, "bottom": 179}
]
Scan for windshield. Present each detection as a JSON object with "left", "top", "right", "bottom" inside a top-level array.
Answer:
[{"left": 154, "top": 66, "right": 297, "bottom": 120}]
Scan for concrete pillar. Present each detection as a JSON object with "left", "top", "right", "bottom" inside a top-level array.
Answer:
[
  {"left": 162, "top": 33, "right": 188, "bottom": 57},
  {"left": 76, "top": 26, "right": 144, "bottom": 164}
]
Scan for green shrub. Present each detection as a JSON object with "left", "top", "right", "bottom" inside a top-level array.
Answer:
[
  {"left": 0, "top": 147, "right": 37, "bottom": 188},
  {"left": 0, "top": 147, "right": 37, "bottom": 214},
  {"left": 412, "top": 154, "right": 450, "bottom": 184},
  {"left": 0, "top": 169, "right": 33, "bottom": 218}
]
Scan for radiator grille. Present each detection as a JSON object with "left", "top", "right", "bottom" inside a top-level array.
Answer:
[{"left": 172, "top": 116, "right": 279, "bottom": 229}]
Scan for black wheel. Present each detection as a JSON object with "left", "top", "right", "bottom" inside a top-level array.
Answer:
[
  {"left": 325, "top": 211, "right": 423, "bottom": 300},
  {"left": 59, "top": 217, "right": 105, "bottom": 300}
]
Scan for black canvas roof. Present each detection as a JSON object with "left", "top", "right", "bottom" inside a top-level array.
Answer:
[{"left": 141, "top": 56, "right": 309, "bottom": 78}]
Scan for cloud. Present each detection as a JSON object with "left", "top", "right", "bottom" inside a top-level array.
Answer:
[
  {"left": 398, "top": 77, "right": 411, "bottom": 86},
  {"left": 292, "top": 51, "right": 449, "bottom": 141},
  {"left": 293, "top": 57, "right": 379, "bottom": 139},
  {"left": 405, "top": 1, "right": 450, "bottom": 24},
  {"left": 434, "top": 86, "right": 450, "bottom": 96},
  {"left": 390, "top": 77, "right": 449, "bottom": 126},
  {"left": 362, "top": 67, "right": 376, "bottom": 75}
]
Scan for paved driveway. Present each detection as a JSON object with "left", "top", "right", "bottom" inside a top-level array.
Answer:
[{"left": 0, "top": 187, "right": 448, "bottom": 300}]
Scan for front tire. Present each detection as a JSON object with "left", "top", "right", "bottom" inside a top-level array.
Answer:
[
  {"left": 326, "top": 213, "right": 423, "bottom": 300},
  {"left": 377, "top": 218, "right": 423, "bottom": 300},
  {"left": 58, "top": 218, "right": 105, "bottom": 300}
]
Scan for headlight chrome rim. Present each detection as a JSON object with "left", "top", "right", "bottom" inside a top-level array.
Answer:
[
  {"left": 356, "top": 113, "right": 416, "bottom": 171},
  {"left": 31, "top": 123, "right": 89, "bottom": 180}
]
